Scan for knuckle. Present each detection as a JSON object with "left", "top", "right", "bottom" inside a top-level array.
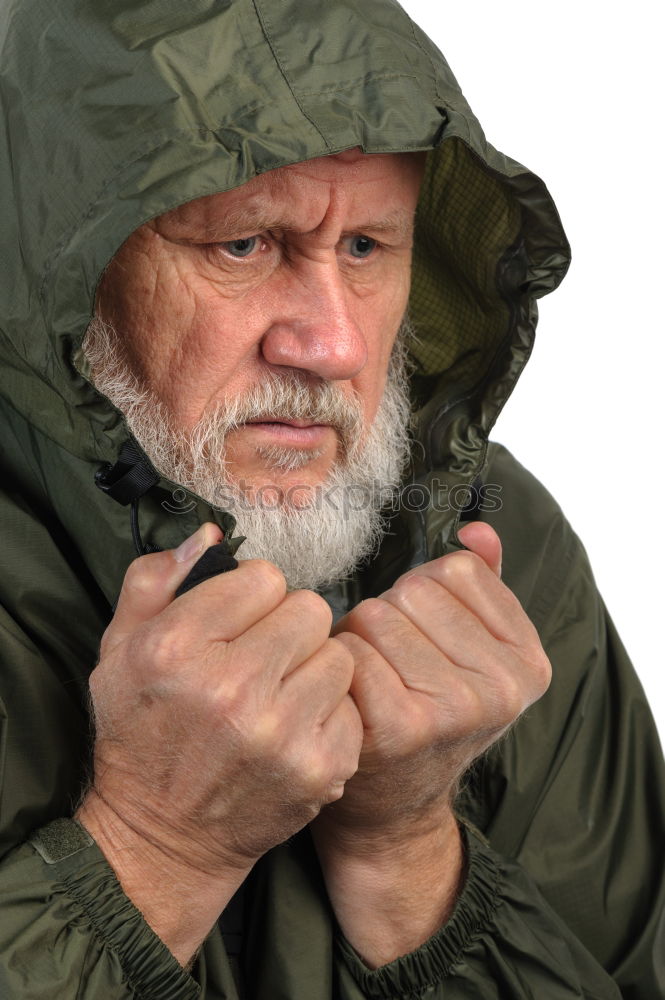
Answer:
[
  {"left": 530, "top": 646, "right": 553, "bottom": 696},
  {"left": 288, "top": 588, "right": 333, "bottom": 629},
  {"left": 390, "top": 571, "right": 432, "bottom": 606},
  {"left": 87, "top": 663, "right": 104, "bottom": 703},
  {"left": 246, "top": 708, "right": 281, "bottom": 755},
  {"left": 407, "top": 701, "right": 441, "bottom": 746},
  {"left": 446, "top": 677, "right": 486, "bottom": 732},
  {"left": 283, "top": 739, "right": 341, "bottom": 798},
  {"left": 496, "top": 671, "right": 528, "bottom": 721},
  {"left": 325, "top": 637, "right": 355, "bottom": 676},
  {"left": 273, "top": 741, "right": 321, "bottom": 793},
  {"left": 209, "top": 669, "right": 250, "bottom": 717},
  {"left": 342, "top": 694, "right": 364, "bottom": 745},
  {"left": 303, "top": 756, "right": 329, "bottom": 794},
  {"left": 317, "top": 645, "right": 355, "bottom": 695},
  {"left": 348, "top": 596, "right": 391, "bottom": 630},
  {"left": 122, "top": 554, "right": 162, "bottom": 599},
  {"left": 491, "top": 651, "right": 550, "bottom": 723},
  {"left": 139, "top": 621, "right": 191, "bottom": 673},
  {"left": 439, "top": 549, "right": 483, "bottom": 584},
  {"left": 241, "top": 559, "right": 287, "bottom": 601},
  {"left": 331, "top": 629, "right": 368, "bottom": 662},
  {"left": 324, "top": 780, "right": 347, "bottom": 804},
  {"left": 98, "top": 625, "right": 115, "bottom": 659}
]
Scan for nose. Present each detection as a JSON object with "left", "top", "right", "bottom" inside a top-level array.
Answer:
[{"left": 260, "top": 267, "right": 368, "bottom": 381}]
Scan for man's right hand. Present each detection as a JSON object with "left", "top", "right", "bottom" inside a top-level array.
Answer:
[{"left": 76, "top": 523, "right": 362, "bottom": 964}]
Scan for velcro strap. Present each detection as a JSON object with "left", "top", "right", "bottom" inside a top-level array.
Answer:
[
  {"left": 30, "top": 818, "right": 94, "bottom": 864},
  {"left": 95, "top": 440, "right": 160, "bottom": 506}
]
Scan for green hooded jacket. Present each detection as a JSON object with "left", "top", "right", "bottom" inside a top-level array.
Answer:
[{"left": 0, "top": 0, "right": 663, "bottom": 996}]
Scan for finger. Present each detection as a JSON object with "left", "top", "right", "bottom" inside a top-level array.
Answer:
[
  {"left": 340, "top": 596, "right": 473, "bottom": 691},
  {"left": 339, "top": 597, "right": 545, "bottom": 731},
  {"left": 333, "top": 631, "right": 411, "bottom": 732},
  {"left": 395, "top": 550, "right": 529, "bottom": 646},
  {"left": 229, "top": 589, "right": 334, "bottom": 687},
  {"left": 279, "top": 636, "right": 355, "bottom": 722},
  {"left": 107, "top": 523, "right": 223, "bottom": 647},
  {"left": 319, "top": 693, "right": 364, "bottom": 788},
  {"left": 379, "top": 574, "right": 520, "bottom": 671},
  {"left": 457, "top": 521, "right": 502, "bottom": 577},
  {"left": 164, "top": 557, "right": 288, "bottom": 643},
  {"left": 337, "top": 629, "right": 481, "bottom": 759},
  {"left": 378, "top": 569, "right": 548, "bottom": 704}
]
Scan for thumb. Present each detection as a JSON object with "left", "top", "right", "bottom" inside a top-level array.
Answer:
[
  {"left": 105, "top": 523, "right": 224, "bottom": 651},
  {"left": 457, "top": 521, "right": 502, "bottom": 578}
]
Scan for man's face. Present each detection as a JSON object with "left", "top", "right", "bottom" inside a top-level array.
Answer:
[{"left": 96, "top": 150, "right": 424, "bottom": 499}]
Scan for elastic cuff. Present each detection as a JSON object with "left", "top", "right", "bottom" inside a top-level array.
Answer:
[
  {"left": 30, "top": 818, "right": 201, "bottom": 1000},
  {"left": 336, "top": 824, "right": 500, "bottom": 997}
]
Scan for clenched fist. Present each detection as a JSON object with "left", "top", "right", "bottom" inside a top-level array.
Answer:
[
  {"left": 315, "top": 521, "right": 551, "bottom": 840},
  {"left": 309, "top": 522, "right": 552, "bottom": 967},
  {"left": 77, "top": 523, "right": 362, "bottom": 963}
]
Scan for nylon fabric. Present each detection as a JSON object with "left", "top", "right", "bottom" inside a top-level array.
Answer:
[{"left": 0, "top": 0, "right": 662, "bottom": 997}]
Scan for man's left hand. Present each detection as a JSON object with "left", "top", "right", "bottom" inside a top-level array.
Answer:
[
  {"left": 316, "top": 522, "right": 551, "bottom": 840},
  {"left": 310, "top": 523, "right": 551, "bottom": 966}
]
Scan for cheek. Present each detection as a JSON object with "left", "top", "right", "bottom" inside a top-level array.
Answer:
[
  {"left": 100, "top": 236, "right": 200, "bottom": 383},
  {"left": 158, "top": 280, "right": 271, "bottom": 428},
  {"left": 356, "top": 275, "right": 410, "bottom": 419}
]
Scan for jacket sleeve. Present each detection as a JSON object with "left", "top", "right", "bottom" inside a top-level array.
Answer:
[
  {"left": 332, "top": 446, "right": 665, "bottom": 999},
  {"left": 0, "top": 819, "right": 206, "bottom": 999},
  {"left": 334, "top": 825, "right": 623, "bottom": 999}
]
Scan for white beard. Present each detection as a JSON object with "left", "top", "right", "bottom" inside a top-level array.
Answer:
[{"left": 82, "top": 316, "right": 413, "bottom": 591}]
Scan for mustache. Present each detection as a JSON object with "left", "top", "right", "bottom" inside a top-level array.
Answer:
[
  {"left": 83, "top": 311, "right": 411, "bottom": 478},
  {"left": 200, "top": 369, "right": 364, "bottom": 456}
]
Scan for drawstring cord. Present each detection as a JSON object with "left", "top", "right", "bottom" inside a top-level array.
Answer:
[
  {"left": 96, "top": 440, "right": 242, "bottom": 582},
  {"left": 129, "top": 498, "right": 162, "bottom": 556},
  {"left": 129, "top": 498, "right": 144, "bottom": 556}
]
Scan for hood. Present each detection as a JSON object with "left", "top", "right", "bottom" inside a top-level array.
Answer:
[{"left": 0, "top": 0, "right": 569, "bottom": 606}]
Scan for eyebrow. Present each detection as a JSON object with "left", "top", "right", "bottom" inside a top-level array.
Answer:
[{"left": 193, "top": 206, "right": 416, "bottom": 243}]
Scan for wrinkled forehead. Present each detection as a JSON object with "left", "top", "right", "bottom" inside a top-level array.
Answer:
[{"left": 150, "top": 149, "right": 427, "bottom": 240}]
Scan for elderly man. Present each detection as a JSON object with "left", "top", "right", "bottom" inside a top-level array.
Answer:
[{"left": 0, "top": 0, "right": 662, "bottom": 998}]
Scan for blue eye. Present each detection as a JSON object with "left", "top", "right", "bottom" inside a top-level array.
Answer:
[
  {"left": 224, "top": 236, "right": 258, "bottom": 258},
  {"left": 349, "top": 235, "right": 377, "bottom": 259}
]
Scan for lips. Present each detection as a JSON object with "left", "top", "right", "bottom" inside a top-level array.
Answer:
[
  {"left": 239, "top": 419, "right": 333, "bottom": 445},
  {"left": 245, "top": 418, "right": 325, "bottom": 428}
]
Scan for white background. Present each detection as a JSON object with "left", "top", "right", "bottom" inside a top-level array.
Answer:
[{"left": 399, "top": 1, "right": 664, "bottom": 742}]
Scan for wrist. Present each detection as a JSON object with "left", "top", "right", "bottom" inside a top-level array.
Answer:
[
  {"left": 311, "top": 807, "right": 464, "bottom": 968},
  {"left": 312, "top": 778, "right": 456, "bottom": 848},
  {"left": 76, "top": 788, "right": 252, "bottom": 966}
]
